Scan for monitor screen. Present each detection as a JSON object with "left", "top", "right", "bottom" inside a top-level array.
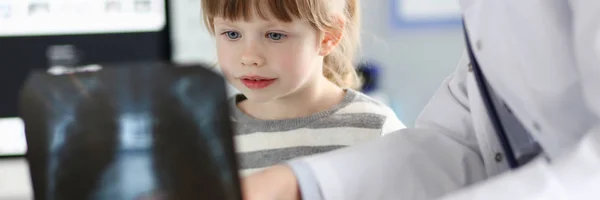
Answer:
[
  {"left": 0, "top": 0, "right": 170, "bottom": 157},
  {"left": 0, "top": 0, "right": 166, "bottom": 37}
]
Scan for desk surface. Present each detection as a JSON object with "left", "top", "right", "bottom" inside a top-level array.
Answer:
[
  {"left": 0, "top": 117, "right": 27, "bottom": 157},
  {"left": 0, "top": 117, "right": 30, "bottom": 199},
  {"left": 0, "top": 158, "right": 33, "bottom": 200}
]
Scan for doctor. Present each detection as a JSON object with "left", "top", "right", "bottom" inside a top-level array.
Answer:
[{"left": 242, "top": 0, "right": 600, "bottom": 199}]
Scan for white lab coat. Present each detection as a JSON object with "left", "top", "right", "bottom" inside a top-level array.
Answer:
[
  {"left": 294, "top": 0, "right": 600, "bottom": 199},
  {"left": 439, "top": 0, "right": 600, "bottom": 199}
]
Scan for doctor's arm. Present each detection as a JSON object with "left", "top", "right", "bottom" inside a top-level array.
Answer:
[{"left": 242, "top": 54, "right": 487, "bottom": 200}]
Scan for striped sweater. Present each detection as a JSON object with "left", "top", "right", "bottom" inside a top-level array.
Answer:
[{"left": 230, "top": 89, "right": 405, "bottom": 176}]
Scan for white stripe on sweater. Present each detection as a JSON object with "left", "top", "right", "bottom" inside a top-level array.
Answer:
[{"left": 234, "top": 127, "right": 381, "bottom": 153}]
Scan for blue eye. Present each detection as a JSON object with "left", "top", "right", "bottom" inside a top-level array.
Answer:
[
  {"left": 267, "top": 32, "right": 286, "bottom": 41},
  {"left": 224, "top": 31, "right": 241, "bottom": 40}
]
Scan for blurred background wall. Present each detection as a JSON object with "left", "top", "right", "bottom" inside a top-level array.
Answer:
[{"left": 359, "top": 1, "right": 465, "bottom": 126}]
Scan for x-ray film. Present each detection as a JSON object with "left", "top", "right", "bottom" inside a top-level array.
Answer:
[{"left": 19, "top": 63, "right": 241, "bottom": 200}]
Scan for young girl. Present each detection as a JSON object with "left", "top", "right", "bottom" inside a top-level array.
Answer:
[{"left": 201, "top": 0, "right": 405, "bottom": 175}]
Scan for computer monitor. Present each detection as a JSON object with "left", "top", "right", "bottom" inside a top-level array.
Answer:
[{"left": 0, "top": 0, "right": 171, "bottom": 157}]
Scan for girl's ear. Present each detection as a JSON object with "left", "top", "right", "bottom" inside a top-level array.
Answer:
[{"left": 319, "top": 17, "right": 345, "bottom": 56}]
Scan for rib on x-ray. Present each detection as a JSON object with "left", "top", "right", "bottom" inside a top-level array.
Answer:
[{"left": 19, "top": 62, "right": 241, "bottom": 200}]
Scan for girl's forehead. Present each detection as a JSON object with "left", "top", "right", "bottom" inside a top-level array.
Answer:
[
  {"left": 213, "top": 17, "right": 317, "bottom": 35},
  {"left": 208, "top": 0, "right": 306, "bottom": 23},
  {"left": 213, "top": 15, "right": 305, "bottom": 27},
  {"left": 214, "top": 16, "right": 290, "bottom": 24},
  {"left": 219, "top": 8, "right": 298, "bottom": 22}
]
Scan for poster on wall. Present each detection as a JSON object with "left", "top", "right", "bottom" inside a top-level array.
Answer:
[
  {"left": 391, "top": 0, "right": 462, "bottom": 29},
  {"left": 0, "top": 0, "right": 166, "bottom": 36}
]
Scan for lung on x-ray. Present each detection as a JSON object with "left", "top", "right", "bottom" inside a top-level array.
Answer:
[{"left": 19, "top": 62, "right": 241, "bottom": 200}]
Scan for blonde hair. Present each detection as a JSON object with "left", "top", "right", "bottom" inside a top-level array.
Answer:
[{"left": 201, "top": 0, "right": 362, "bottom": 89}]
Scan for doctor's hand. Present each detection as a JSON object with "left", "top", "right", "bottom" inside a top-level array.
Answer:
[{"left": 242, "top": 165, "right": 302, "bottom": 200}]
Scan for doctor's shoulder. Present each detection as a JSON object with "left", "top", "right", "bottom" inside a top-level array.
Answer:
[{"left": 334, "top": 89, "right": 406, "bottom": 136}]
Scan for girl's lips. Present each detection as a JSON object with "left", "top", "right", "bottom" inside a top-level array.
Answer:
[{"left": 239, "top": 76, "right": 276, "bottom": 89}]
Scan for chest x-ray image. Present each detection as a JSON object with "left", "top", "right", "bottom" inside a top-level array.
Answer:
[{"left": 19, "top": 63, "right": 241, "bottom": 200}]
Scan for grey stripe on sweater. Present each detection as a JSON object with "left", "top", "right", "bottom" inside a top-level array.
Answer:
[{"left": 238, "top": 145, "right": 346, "bottom": 169}]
